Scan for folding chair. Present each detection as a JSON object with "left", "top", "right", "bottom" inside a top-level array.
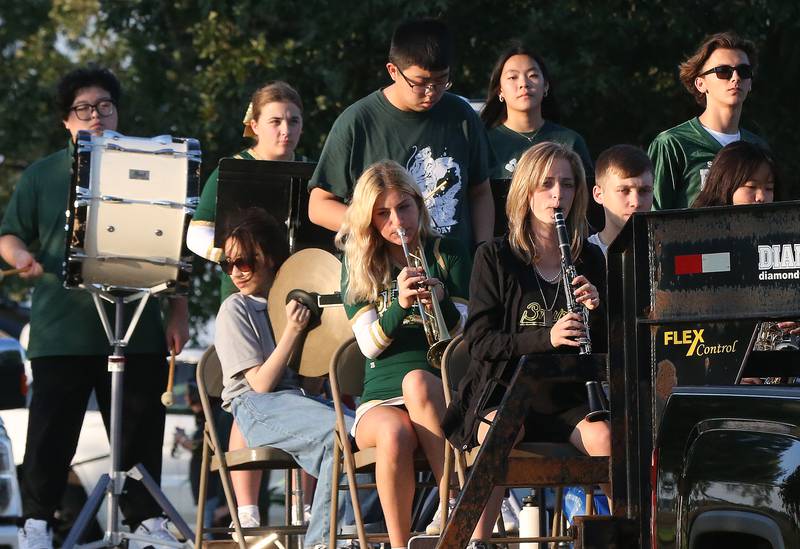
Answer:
[
  {"left": 327, "top": 337, "right": 445, "bottom": 548},
  {"left": 439, "top": 335, "right": 610, "bottom": 545},
  {"left": 195, "top": 345, "right": 306, "bottom": 549}
]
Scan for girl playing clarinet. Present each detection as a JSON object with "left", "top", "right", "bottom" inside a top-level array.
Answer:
[{"left": 442, "top": 141, "right": 610, "bottom": 548}]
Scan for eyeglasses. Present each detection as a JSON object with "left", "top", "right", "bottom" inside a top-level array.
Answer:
[
  {"left": 70, "top": 100, "right": 116, "bottom": 121},
  {"left": 699, "top": 64, "right": 753, "bottom": 80},
  {"left": 219, "top": 257, "right": 254, "bottom": 275},
  {"left": 396, "top": 68, "right": 453, "bottom": 95}
]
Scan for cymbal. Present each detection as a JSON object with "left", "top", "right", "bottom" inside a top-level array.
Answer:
[{"left": 268, "top": 248, "right": 352, "bottom": 377}]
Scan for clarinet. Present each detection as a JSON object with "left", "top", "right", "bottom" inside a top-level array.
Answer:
[{"left": 553, "top": 207, "right": 592, "bottom": 355}]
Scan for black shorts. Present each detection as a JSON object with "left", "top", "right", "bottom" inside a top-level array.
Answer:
[{"left": 521, "top": 403, "right": 588, "bottom": 442}]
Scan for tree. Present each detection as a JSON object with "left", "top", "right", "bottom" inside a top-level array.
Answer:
[{"left": 1, "top": 0, "right": 798, "bottom": 338}]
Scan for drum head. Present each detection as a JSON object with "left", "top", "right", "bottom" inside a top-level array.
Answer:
[{"left": 268, "top": 249, "right": 351, "bottom": 377}]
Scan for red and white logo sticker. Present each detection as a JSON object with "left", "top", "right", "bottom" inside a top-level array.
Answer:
[{"left": 674, "top": 252, "right": 730, "bottom": 275}]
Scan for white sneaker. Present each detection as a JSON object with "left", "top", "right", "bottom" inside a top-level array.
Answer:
[
  {"left": 231, "top": 508, "right": 261, "bottom": 543},
  {"left": 425, "top": 498, "right": 456, "bottom": 535},
  {"left": 18, "top": 519, "right": 53, "bottom": 549},
  {"left": 129, "top": 517, "right": 180, "bottom": 548}
]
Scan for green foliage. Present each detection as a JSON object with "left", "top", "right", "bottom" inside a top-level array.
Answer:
[{"left": 1, "top": 0, "right": 798, "bottom": 340}]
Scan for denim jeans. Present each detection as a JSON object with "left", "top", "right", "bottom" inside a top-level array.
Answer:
[{"left": 232, "top": 389, "right": 353, "bottom": 548}]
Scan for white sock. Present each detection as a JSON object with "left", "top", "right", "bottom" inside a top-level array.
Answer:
[{"left": 238, "top": 505, "right": 260, "bottom": 522}]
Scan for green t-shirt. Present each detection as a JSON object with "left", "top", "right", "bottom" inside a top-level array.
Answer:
[
  {"left": 487, "top": 121, "right": 594, "bottom": 181},
  {"left": 486, "top": 121, "right": 602, "bottom": 230},
  {"left": 193, "top": 149, "right": 255, "bottom": 302},
  {"left": 309, "top": 91, "right": 490, "bottom": 249},
  {"left": 0, "top": 143, "right": 166, "bottom": 359},
  {"left": 341, "top": 236, "right": 471, "bottom": 403},
  {"left": 648, "top": 117, "right": 768, "bottom": 210}
]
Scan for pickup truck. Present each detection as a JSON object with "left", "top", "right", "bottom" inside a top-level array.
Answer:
[
  {"left": 654, "top": 385, "right": 800, "bottom": 548},
  {"left": 436, "top": 202, "right": 800, "bottom": 549}
]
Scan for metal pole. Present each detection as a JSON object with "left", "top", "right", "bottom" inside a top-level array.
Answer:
[{"left": 106, "top": 296, "right": 126, "bottom": 546}]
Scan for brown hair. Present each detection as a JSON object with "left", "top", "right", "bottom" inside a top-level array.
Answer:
[
  {"left": 595, "top": 145, "right": 653, "bottom": 187},
  {"left": 243, "top": 81, "right": 303, "bottom": 138},
  {"left": 679, "top": 31, "right": 757, "bottom": 106},
  {"left": 506, "top": 141, "right": 588, "bottom": 264},
  {"left": 691, "top": 141, "right": 776, "bottom": 208},
  {"left": 222, "top": 207, "right": 290, "bottom": 275},
  {"left": 480, "top": 42, "right": 559, "bottom": 129}
]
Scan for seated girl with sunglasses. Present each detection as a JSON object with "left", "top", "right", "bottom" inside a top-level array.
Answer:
[
  {"left": 337, "top": 160, "right": 471, "bottom": 548},
  {"left": 648, "top": 31, "right": 769, "bottom": 210},
  {"left": 214, "top": 208, "right": 345, "bottom": 549}
]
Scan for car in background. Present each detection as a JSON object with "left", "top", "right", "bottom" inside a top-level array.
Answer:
[
  {"left": 0, "top": 332, "right": 25, "bottom": 549},
  {"left": 0, "top": 341, "right": 202, "bottom": 545}
]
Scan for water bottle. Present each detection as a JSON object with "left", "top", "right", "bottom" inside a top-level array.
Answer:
[{"left": 519, "top": 491, "right": 540, "bottom": 549}]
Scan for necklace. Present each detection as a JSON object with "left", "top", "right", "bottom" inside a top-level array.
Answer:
[
  {"left": 534, "top": 263, "right": 562, "bottom": 284},
  {"left": 533, "top": 267, "right": 561, "bottom": 327}
]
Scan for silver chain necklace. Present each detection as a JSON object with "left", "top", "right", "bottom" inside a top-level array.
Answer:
[
  {"left": 533, "top": 267, "right": 561, "bottom": 326},
  {"left": 534, "top": 263, "right": 562, "bottom": 284}
]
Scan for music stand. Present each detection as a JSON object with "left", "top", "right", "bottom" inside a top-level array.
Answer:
[
  {"left": 62, "top": 131, "right": 197, "bottom": 548},
  {"left": 216, "top": 159, "right": 336, "bottom": 254}
]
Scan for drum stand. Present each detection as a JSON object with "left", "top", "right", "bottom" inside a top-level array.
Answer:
[{"left": 63, "top": 285, "right": 194, "bottom": 549}]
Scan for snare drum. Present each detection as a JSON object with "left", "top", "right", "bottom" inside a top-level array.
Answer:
[{"left": 64, "top": 130, "right": 201, "bottom": 293}]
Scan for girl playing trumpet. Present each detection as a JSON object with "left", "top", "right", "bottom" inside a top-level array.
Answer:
[
  {"left": 337, "top": 160, "right": 471, "bottom": 548},
  {"left": 442, "top": 142, "right": 610, "bottom": 547}
]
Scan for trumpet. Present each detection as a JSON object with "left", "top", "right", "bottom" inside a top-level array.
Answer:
[
  {"left": 553, "top": 208, "right": 591, "bottom": 354},
  {"left": 397, "top": 228, "right": 452, "bottom": 368}
]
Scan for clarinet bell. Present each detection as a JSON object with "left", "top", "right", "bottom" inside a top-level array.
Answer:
[{"left": 585, "top": 380, "right": 610, "bottom": 422}]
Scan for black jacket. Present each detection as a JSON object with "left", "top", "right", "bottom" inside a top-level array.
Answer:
[{"left": 441, "top": 236, "right": 607, "bottom": 449}]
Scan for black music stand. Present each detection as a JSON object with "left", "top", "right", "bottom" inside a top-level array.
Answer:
[
  {"left": 62, "top": 285, "right": 194, "bottom": 549},
  {"left": 216, "top": 159, "right": 336, "bottom": 254}
]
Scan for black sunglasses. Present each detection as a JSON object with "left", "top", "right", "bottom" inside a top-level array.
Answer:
[
  {"left": 219, "top": 257, "right": 254, "bottom": 275},
  {"left": 699, "top": 64, "right": 753, "bottom": 80}
]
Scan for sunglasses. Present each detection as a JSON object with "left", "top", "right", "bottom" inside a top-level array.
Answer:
[
  {"left": 699, "top": 63, "right": 753, "bottom": 80},
  {"left": 219, "top": 257, "right": 254, "bottom": 275}
]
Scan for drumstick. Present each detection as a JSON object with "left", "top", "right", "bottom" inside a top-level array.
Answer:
[
  {"left": 161, "top": 350, "right": 176, "bottom": 407},
  {"left": 0, "top": 267, "right": 28, "bottom": 281}
]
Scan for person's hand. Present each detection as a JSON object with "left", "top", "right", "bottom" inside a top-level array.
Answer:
[
  {"left": 286, "top": 299, "right": 311, "bottom": 333},
  {"left": 165, "top": 298, "right": 189, "bottom": 354},
  {"left": 572, "top": 274, "right": 600, "bottom": 310},
  {"left": 419, "top": 276, "right": 445, "bottom": 305},
  {"left": 12, "top": 248, "right": 43, "bottom": 279},
  {"left": 777, "top": 321, "right": 800, "bottom": 334},
  {"left": 397, "top": 266, "right": 425, "bottom": 309},
  {"left": 740, "top": 377, "right": 764, "bottom": 385},
  {"left": 550, "top": 312, "right": 585, "bottom": 348}
]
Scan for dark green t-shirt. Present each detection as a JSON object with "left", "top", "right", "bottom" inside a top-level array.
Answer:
[
  {"left": 486, "top": 121, "right": 602, "bottom": 231},
  {"left": 193, "top": 149, "right": 255, "bottom": 302},
  {"left": 648, "top": 117, "right": 768, "bottom": 210},
  {"left": 309, "top": 91, "right": 490, "bottom": 248},
  {"left": 0, "top": 143, "right": 166, "bottom": 359},
  {"left": 342, "top": 236, "right": 471, "bottom": 403},
  {"left": 487, "top": 121, "right": 594, "bottom": 181}
]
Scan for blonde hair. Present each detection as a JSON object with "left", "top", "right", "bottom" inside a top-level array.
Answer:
[
  {"left": 336, "top": 160, "right": 436, "bottom": 304},
  {"left": 506, "top": 141, "right": 588, "bottom": 264}
]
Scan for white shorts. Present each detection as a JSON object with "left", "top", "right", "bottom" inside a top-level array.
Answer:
[{"left": 351, "top": 396, "right": 406, "bottom": 437}]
